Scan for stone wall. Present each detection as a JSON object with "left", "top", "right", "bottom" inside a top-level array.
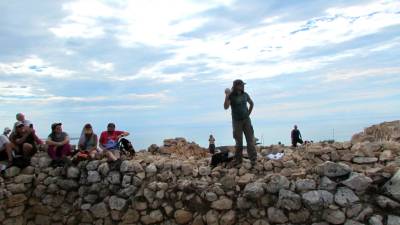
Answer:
[{"left": 1, "top": 138, "right": 400, "bottom": 225}]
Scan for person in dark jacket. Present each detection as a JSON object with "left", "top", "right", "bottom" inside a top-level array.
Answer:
[{"left": 291, "top": 125, "right": 303, "bottom": 147}]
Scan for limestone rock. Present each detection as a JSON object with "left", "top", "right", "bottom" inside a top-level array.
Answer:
[
  {"left": 109, "top": 195, "right": 126, "bottom": 211},
  {"left": 316, "top": 161, "right": 352, "bottom": 178},
  {"left": 375, "top": 195, "right": 400, "bottom": 209},
  {"left": 174, "top": 209, "right": 193, "bottom": 224},
  {"left": 288, "top": 208, "right": 310, "bottom": 224},
  {"left": 244, "top": 182, "right": 265, "bottom": 199},
  {"left": 267, "top": 207, "right": 288, "bottom": 224},
  {"left": 199, "top": 166, "right": 211, "bottom": 176},
  {"left": 98, "top": 162, "right": 110, "bottom": 176},
  {"left": 87, "top": 171, "right": 101, "bottom": 183},
  {"left": 295, "top": 179, "right": 316, "bottom": 192},
  {"left": 334, "top": 187, "right": 359, "bottom": 207},
  {"left": 383, "top": 169, "right": 400, "bottom": 201},
  {"left": 86, "top": 160, "right": 100, "bottom": 171},
  {"left": 14, "top": 174, "right": 34, "bottom": 183},
  {"left": 387, "top": 215, "right": 400, "bottom": 225},
  {"left": 107, "top": 171, "right": 121, "bottom": 184},
  {"left": 206, "top": 210, "right": 219, "bottom": 225},
  {"left": 352, "top": 157, "right": 378, "bottom": 164},
  {"left": 265, "top": 175, "right": 290, "bottom": 193},
  {"left": 302, "top": 190, "right": 333, "bottom": 210},
  {"left": 67, "top": 166, "right": 80, "bottom": 179},
  {"left": 319, "top": 176, "right": 337, "bottom": 191},
  {"left": 322, "top": 209, "right": 345, "bottom": 225},
  {"left": 220, "top": 210, "right": 236, "bottom": 225},
  {"left": 344, "top": 219, "right": 364, "bottom": 225},
  {"left": 90, "top": 202, "right": 109, "bottom": 218},
  {"left": 4, "top": 166, "right": 21, "bottom": 178},
  {"left": 211, "top": 197, "right": 233, "bottom": 210},
  {"left": 277, "top": 189, "right": 302, "bottom": 211},
  {"left": 369, "top": 215, "right": 383, "bottom": 225}
]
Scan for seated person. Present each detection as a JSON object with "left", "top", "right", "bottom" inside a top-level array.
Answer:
[
  {"left": 3, "top": 127, "right": 11, "bottom": 137},
  {"left": 13, "top": 113, "right": 42, "bottom": 144},
  {"left": 46, "top": 123, "right": 72, "bottom": 161},
  {"left": 77, "top": 123, "right": 99, "bottom": 159},
  {"left": 0, "top": 132, "right": 15, "bottom": 166},
  {"left": 9, "top": 121, "right": 40, "bottom": 159},
  {"left": 99, "top": 123, "right": 129, "bottom": 161}
]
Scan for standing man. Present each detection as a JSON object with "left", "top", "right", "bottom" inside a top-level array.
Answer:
[
  {"left": 224, "top": 79, "right": 257, "bottom": 166},
  {"left": 208, "top": 134, "right": 216, "bottom": 154},
  {"left": 291, "top": 125, "right": 303, "bottom": 147}
]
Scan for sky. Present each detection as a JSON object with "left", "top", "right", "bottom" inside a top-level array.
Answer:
[{"left": 0, "top": 0, "right": 399, "bottom": 149}]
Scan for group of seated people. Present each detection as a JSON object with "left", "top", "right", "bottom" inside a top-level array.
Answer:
[{"left": 0, "top": 113, "right": 134, "bottom": 169}]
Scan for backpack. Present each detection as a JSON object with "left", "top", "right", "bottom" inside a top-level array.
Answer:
[
  {"left": 118, "top": 138, "right": 135, "bottom": 156},
  {"left": 211, "top": 151, "right": 233, "bottom": 167}
]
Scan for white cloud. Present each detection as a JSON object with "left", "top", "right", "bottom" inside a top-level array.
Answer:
[
  {"left": 88, "top": 60, "right": 114, "bottom": 72},
  {"left": 50, "top": 0, "right": 234, "bottom": 45},
  {"left": 120, "top": 0, "right": 400, "bottom": 82},
  {"left": 0, "top": 55, "right": 75, "bottom": 78},
  {"left": 0, "top": 90, "right": 171, "bottom": 105},
  {"left": 324, "top": 67, "right": 400, "bottom": 82}
]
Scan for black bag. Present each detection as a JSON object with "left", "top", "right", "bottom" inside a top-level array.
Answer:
[
  {"left": 211, "top": 151, "right": 233, "bottom": 167},
  {"left": 12, "top": 157, "right": 30, "bottom": 168},
  {"left": 118, "top": 138, "right": 135, "bottom": 156}
]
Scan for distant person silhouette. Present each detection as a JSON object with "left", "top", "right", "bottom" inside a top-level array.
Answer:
[
  {"left": 224, "top": 79, "right": 257, "bottom": 166},
  {"left": 209, "top": 134, "right": 216, "bottom": 154},
  {"left": 291, "top": 125, "right": 303, "bottom": 147}
]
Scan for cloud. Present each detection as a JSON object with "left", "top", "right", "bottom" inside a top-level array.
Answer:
[
  {"left": 50, "top": 0, "right": 234, "bottom": 46},
  {"left": 0, "top": 89, "right": 171, "bottom": 105},
  {"left": 88, "top": 60, "right": 114, "bottom": 72},
  {"left": 0, "top": 55, "right": 75, "bottom": 78},
  {"left": 324, "top": 67, "right": 400, "bottom": 82},
  {"left": 110, "top": 0, "right": 400, "bottom": 82}
]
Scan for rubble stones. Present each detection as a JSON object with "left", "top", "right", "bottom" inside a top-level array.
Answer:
[
  {"left": 302, "top": 190, "right": 333, "bottom": 210},
  {"left": 383, "top": 169, "right": 400, "bottom": 201},
  {"left": 243, "top": 182, "right": 265, "bottom": 199}
]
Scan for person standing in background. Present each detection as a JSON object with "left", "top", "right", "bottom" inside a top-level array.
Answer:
[{"left": 209, "top": 134, "right": 216, "bottom": 154}]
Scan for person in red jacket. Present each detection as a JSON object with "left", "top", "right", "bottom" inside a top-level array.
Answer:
[{"left": 99, "top": 123, "right": 129, "bottom": 161}]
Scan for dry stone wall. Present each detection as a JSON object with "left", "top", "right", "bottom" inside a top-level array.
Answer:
[{"left": 1, "top": 129, "right": 400, "bottom": 225}]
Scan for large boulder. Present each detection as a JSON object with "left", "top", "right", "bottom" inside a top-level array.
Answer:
[
  {"left": 383, "top": 169, "right": 400, "bottom": 201},
  {"left": 267, "top": 207, "right": 288, "bottom": 224},
  {"left": 244, "top": 182, "right": 265, "bottom": 199},
  {"left": 342, "top": 172, "right": 372, "bottom": 192},
  {"left": 174, "top": 209, "right": 193, "bottom": 224},
  {"left": 334, "top": 187, "right": 359, "bottom": 207},
  {"left": 316, "top": 161, "right": 352, "bottom": 178},
  {"left": 277, "top": 189, "right": 302, "bottom": 211},
  {"left": 265, "top": 175, "right": 290, "bottom": 193},
  {"left": 302, "top": 190, "right": 333, "bottom": 210}
]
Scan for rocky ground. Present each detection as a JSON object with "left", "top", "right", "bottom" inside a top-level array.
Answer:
[{"left": 0, "top": 121, "right": 400, "bottom": 225}]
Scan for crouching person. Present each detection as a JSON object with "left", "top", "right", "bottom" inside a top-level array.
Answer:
[
  {"left": 99, "top": 123, "right": 129, "bottom": 162},
  {"left": 46, "top": 123, "right": 72, "bottom": 164},
  {"left": 9, "top": 121, "right": 40, "bottom": 163},
  {"left": 77, "top": 123, "right": 99, "bottom": 160}
]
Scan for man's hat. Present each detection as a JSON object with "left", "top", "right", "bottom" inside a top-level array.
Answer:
[
  {"left": 107, "top": 122, "right": 115, "bottom": 128},
  {"left": 233, "top": 79, "right": 246, "bottom": 86}
]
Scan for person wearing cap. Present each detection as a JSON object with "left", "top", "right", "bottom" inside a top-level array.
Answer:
[
  {"left": 291, "top": 125, "right": 303, "bottom": 147},
  {"left": 3, "top": 127, "right": 11, "bottom": 137},
  {"left": 99, "top": 123, "right": 129, "bottom": 161},
  {"left": 9, "top": 121, "right": 40, "bottom": 159},
  {"left": 224, "top": 79, "right": 257, "bottom": 166},
  {"left": 46, "top": 123, "right": 72, "bottom": 161},
  {"left": 77, "top": 123, "right": 99, "bottom": 159}
]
